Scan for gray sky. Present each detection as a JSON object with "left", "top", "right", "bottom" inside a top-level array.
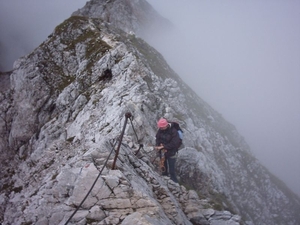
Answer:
[{"left": 1, "top": 0, "right": 299, "bottom": 197}]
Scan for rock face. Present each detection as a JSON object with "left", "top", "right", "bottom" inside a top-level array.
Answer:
[
  {"left": 0, "top": 0, "right": 300, "bottom": 225},
  {"left": 72, "top": 0, "right": 172, "bottom": 36}
]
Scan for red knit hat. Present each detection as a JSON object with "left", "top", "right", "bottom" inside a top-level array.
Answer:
[{"left": 157, "top": 118, "right": 168, "bottom": 128}]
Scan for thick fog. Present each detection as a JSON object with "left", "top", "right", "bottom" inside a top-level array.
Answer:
[
  {"left": 0, "top": 0, "right": 87, "bottom": 71},
  {"left": 146, "top": 0, "right": 300, "bottom": 197},
  {"left": 0, "top": 0, "right": 299, "bottom": 197}
]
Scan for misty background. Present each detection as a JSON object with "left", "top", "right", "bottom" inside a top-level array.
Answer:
[
  {"left": 0, "top": 0, "right": 299, "bottom": 197},
  {"left": 146, "top": 0, "right": 300, "bottom": 197}
]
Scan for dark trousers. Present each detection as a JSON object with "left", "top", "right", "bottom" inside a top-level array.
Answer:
[{"left": 163, "top": 156, "right": 178, "bottom": 183}]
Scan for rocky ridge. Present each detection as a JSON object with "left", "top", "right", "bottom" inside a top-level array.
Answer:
[
  {"left": 0, "top": 0, "right": 300, "bottom": 225},
  {"left": 0, "top": 15, "right": 241, "bottom": 225}
]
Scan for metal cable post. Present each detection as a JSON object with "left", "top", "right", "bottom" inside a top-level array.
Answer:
[{"left": 112, "top": 112, "right": 132, "bottom": 170}]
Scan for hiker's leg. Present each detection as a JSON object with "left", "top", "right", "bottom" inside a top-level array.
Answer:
[{"left": 168, "top": 157, "right": 178, "bottom": 183}]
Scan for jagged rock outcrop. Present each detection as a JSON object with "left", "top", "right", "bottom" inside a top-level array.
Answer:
[
  {"left": 0, "top": 0, "right": 300, "bottom": 225},
  {"left": 0, "top": 71, "right": 14, "bottom": 201},
  {"left": 72, "top": 0, "right": 172, "bottom": 37}
]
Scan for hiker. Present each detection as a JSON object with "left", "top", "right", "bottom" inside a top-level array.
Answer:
[{"left": 155, "top": 118, "right": 181, "bottom": 183}]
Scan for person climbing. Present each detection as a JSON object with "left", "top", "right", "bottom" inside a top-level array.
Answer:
[{"left": 155, "top": 118, "right": 181, "bottom": 183}]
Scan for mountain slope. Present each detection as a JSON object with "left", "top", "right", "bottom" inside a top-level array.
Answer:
[
  {"left": 0, "top": 1, "right": 299, "bottom": 225},
  {"left": 72, "top": 0, "right": 172, "bottom": 36}
]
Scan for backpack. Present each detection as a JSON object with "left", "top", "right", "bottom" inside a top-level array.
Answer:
[{"left": 170, "top": 122, "right": 183, "bottom": 149}]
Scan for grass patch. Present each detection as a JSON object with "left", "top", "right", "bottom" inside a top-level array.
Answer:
[
  {"left": 129, "top": 36, "right": 170, "bottom": 80},
  {"left": 54, "top": 16, "right": 112, "bottom": 75}
]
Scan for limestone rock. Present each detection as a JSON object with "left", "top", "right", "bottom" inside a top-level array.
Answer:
[{"left": 0, "top": 0, "right": 299, "bottom": 225}]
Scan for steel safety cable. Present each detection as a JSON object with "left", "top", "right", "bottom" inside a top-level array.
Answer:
[{"left": 64, "top": 138, "right": 118, "bottom": 225}]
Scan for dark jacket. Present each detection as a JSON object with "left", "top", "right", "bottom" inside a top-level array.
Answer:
[{"left": 155, "top": 124, "right": 181, "bottom": 157}]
